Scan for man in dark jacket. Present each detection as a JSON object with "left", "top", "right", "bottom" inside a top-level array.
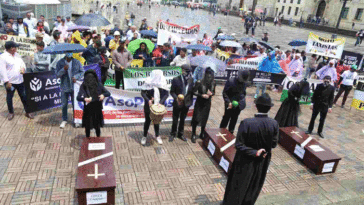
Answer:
[
  {"left": 306, "top": 75, "right": 335, "bottom": 138},
  {"left": 169, "top": 64, "right": 194, "bottom": 142},
  {"left": 82, "top": 40, "right": 102, "bottom": 65},
  {"left": 98, "top": 46, "right": 110, "bottom": 85},
  {"left": 223, "top": 93, "right": 279, "bottom": 205},
  {"left": 220, "top": 70, "right": 249, "bottom": 134}
]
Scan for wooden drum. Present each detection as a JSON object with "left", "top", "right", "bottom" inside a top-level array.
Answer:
[{"left": 150, "top": 104, "right": 167, "bottom": 124}]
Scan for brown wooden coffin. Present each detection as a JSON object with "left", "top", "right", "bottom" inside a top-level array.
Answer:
[
  {"left": 203, "top": 128, "right": 236, "bottom": 174},
  {"left": 76, "top": 137, "right": 116, "bottom": 205},
  {"left": 279, "top": 127, "right": 341, "bottom": 175}
]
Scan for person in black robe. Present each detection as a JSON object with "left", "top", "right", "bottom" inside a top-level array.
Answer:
[
  {"left": 274, "top": 79, "right": 310, "bottom": 127},
  {"left": 191, "top": 68, "right": 216, "bottom": 143},
  {"left": 306, "top": 75, "right": 335, "bottom": 138},
  {"left": 169, "top": 64, "right": 194, "bottom": 142},
  {"left": 223, "top": 93, "right": 279, "bottom": 205},
  {"left": 77, "top": 70, "right": 111, "bottom": 137},
  {"left": 219, "top": 70, "right": 249, "bottom": 134},
  {"left": 141, "top": 70, "right": 169, "bottom": 145}
]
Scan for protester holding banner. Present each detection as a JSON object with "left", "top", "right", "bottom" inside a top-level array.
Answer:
[
  {"left": 77, "top": 70, "right": 110, "bottom": 137},
  {"left": 111, "top": 40, "right": 133, "bottom": 89},
  {"left": 57, "top": 53, "right": 85, "bottom": 129},
  {"left": 169, "top": 64, "right": 194, "bottom": 142},
  {"left": 141, "top": 70, "right": 169, "bottom": 145},
  {"left": 0, "top": 41, "right": 34, "bottom": 121},
  {"left": 275, "top": 80, "right": 310, "bottom": 127},
  {"left": 32, "top": 41, "right": 51, "bottom": 73},
  {"left": 333, "top": 65, "right": 358, "bottom": 108},
  {"left": 306, "top": 75, "right": 335, "bottom": 138},
  {"left": 220, "top": 70, "right": 249, "bottom": 134},
  {"left": 191, "top": 67, "right": 216, "bottom": 143}
]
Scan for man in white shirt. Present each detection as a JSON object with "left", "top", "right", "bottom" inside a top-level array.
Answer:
[
  {"left": 0, "top": 41, "right": 34, "bottom": 121},
  {"left": 253, "top": 47, "right": 267, "bottom": 58},
  {"left": 65, "top": 17, "right": 75, "bottom": 27},
  {"left": 23, "top": 12, "right": 36, "bottom": 38},
  {"left": 333, "top": 65, "right": 359, "bottom": 108},
  {"left": 170, "top": 48, "right": 189, "bottom": 66},
  {"left": 126, "top": 25, "right": 140, "bottom": 41}
]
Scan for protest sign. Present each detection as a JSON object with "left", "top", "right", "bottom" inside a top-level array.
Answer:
[
  {"left": 306, "top": 32, "right": 345, "bottom": 59},
  {"left": 157, "top": 20, "right": 200, "bottom": 45},
  {"left": 351, "top": 82, "right": 364, "bottom": 111},
  {"left": 341, "top": 50, "right": 363, "bottom": 68},
  {"left": 131, "top": 59, "right": 144, "bottom": 68},
  {"left": 123, "top": 66, "right": 182, "bottom": 91},
  {"left": 358, "top": 75, "right": 364, "bottom": 82},
  {"left": 73, "top": 82, "right": 195, "bottom": 124},
  {"left": 280, "top": 77, "right": 322, "bottom": 104},
  {"left": 24, "top": 71, "right": 62, "bottom": 113},
  {"left": 215, "top": 48, "right": 231, "bottom": 62},
  {"left": 0, "top": 34, "right": 36, "bottom": 56}
]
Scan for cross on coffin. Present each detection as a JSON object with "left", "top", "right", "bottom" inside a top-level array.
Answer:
[
  {"left": 291, "top": 130, "right": 303, "bottom": 138},
  {"left": 87, "top": 164, "right": 105, "bottom": 179},
  {"left": 216, "top": 132, "right": 227, "bottom": 141}
]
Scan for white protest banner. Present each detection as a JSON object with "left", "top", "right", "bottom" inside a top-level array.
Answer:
[
  {"left": 157, "top": 20, "right": 200, "bottom": 45},
  {"left": 305, "top": 32, "right": 345, "bottom": 59},
  {"left": 227, "top": 56, "right": 264, "bottom": 71},
  {"left": 73, "top": 82, "right": 195, "bottom": 124},
  {"left": 123, "top": 66, "right": 182, "bottom": 91},
  {"left": 280, "top": 76, "right": 322, "bottom": 104},
  {"left": 0, "top": 34, "right": 36, "bottom": 56}
]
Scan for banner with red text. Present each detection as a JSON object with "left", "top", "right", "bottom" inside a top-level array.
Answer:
[{"left": 157, "top": 20, "right": 200, "bottom": 45}]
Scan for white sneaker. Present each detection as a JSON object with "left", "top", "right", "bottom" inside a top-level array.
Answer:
[
  {"left": 141, "top": 137, "right": 147, "bottom": 145},
  {"left": 60, "top": 121, "right": 67, "bottom": 129},
  {"left": 156, "top": 136, "right": 163, "bottom": 145}
]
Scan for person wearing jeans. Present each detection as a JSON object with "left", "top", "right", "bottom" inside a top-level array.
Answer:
[
  {"left": 111, "top": 40, "right": 133, "bottom": 89},
  {"left": 56, "top": 53, "right": 84, "bottom": 129},
  {"left": 0, "top": 41, "right": 34, "bottom": 121}
]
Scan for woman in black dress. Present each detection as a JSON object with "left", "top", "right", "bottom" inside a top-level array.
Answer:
[
  {"left": 141, "top": 70, "right": 169, "bottom": 145},
  {"left": 274, "top": 79, "right": 310, "bottom": 127},
  {"left": 191, "top": 68, "right": 216, "bottom": 143},
  {"left": 77, "top": 70, "right": 110, "bottom": 137}
]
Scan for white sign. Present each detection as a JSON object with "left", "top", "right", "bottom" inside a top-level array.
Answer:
[
  {"left": 219, "top": 156, "right": 230, "bottom": 173},
  {"left": 294, "top": 144, "right": 305, "bottom": 159},
  {"left": 207, "top": 140, "right": 216, "bottom": 156},
  {"left": 309, "top": 145, "right": 325, "bottom": 152},
  {"left": 157, "top": 20, "right": 200, "bottom": 45},
  {"left": 322, "top": 162, "right": 335, "bottom": 173},
  {"left": 227, "top": 56, "right": 264, "bottom": 71},
  {"left": 305, "top": 32, "right": 346, "bottom": 59},
  {"left": 86, "top": 191, "right": 107, "bottom": 204},
  {"left": 88, "top": 143, "right": 106, "bottom": 151}
]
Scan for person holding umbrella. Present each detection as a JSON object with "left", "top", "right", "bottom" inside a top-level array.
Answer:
[{"left": 57, "top": 52, "right": 85, "bottom": 129}]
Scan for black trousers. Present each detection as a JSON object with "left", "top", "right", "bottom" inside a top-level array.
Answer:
[
  {"left": 333, "top": 85, "right": 352, "bottom": 106},
  {"left": 5, "top": 83, "right": 28, "bottom": 113},
  {"left": 308, "top": 106, "right": 328, "bottom": 134},
  {"left": 219, "top": 107, "right": 241, "bottom": 134},
  {"left": 171, "top": 105, "right": 189, "bottom": 137},
  {"left": 115, "top": 70, "right": 124, "bottom": 89},
  {"left": 86, "top": 126, "right": 100, "bottom": 138},
  {"left": 144, "top": 107, "right": 160, "bottom": 137}
]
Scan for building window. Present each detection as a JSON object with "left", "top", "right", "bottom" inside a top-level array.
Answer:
[
  {"left": 284, "top": 0, "right": 286, "bottom": 3},
  {"left": 297, "top": 0, "right": 301, "bottom": 4},
  {"left": 281, "top": 6, "right": 285, "bottom": 14},
  {"left": 295, "top": 7, "right": 299, "bottom": 16},
  {"left": 290, "top": 0, "right": 293, "bottom": 3},
  {"left": 278, "top": 0, "right": 280, "bottom": 2},
  {"left": 355, "top": 8, "right": 363, "bottom": 20},
  {"left": 288, "top": 6, "right": 292, "bottom": 15},
  {"left": 276, "top": 8, "right": 279, "bottom": 15},
  {"left": 342, "top": 7, "right": 349, "bottom": 19}
]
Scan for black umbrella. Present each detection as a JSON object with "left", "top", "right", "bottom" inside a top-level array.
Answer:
[
  {"left": 74, "top": 14, "right": 111, "bottom": 27},
  {"left": 258, "top": 41, "right": 274, "bottom": 51}
]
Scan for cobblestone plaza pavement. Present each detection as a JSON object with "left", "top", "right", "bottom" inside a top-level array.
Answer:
[
  {"left": 0, "top": 84, "right": 363, "bottom": 205},
  {"left": 1, "top": 3, "right": 364, "bottom": 205}
]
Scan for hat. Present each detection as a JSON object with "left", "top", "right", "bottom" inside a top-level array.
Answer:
[
  {"left": 114, "top": 31, "right": 121, "bottom": 36},
  {"left": 35, "top": 32, "right": 44, "bottom": 38},
  {"left": 351, "top": 65, "right": 358, "bottom": 70},
  {"left": 66, "top": 16, "right": 71, "bottom": 19},
  {"left": 323, "top": 75, "right": 332, "bottom": 80},
  {"left": 5, "top": 41, "right": 19, "bottom": 50},
  {"left": 255, "top": 93, "right": 274, "bottom": 107}
]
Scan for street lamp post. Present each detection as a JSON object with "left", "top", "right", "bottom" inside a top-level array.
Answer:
[{"left": 335, "top": 0, "right": 351, "bottom": 32}]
